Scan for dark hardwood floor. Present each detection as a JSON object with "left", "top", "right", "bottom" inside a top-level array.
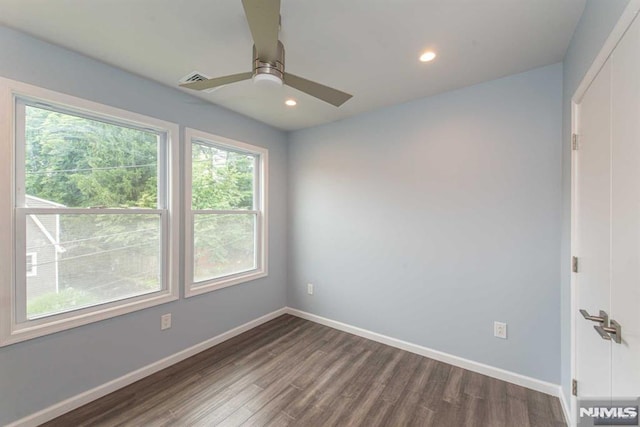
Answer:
[{"left": 43, "top": 315, "right": 566, "bottom": 426}]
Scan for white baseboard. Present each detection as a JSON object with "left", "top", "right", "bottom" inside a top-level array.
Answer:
[
  {"left": 8, "top": 307, "right": 287, "bottom": 427},
  {"left": 285, "top": 308, "right": 564, "bottom": 401},
  {"left": 10, "top": 306, "right": 570, "bottom": 427}
]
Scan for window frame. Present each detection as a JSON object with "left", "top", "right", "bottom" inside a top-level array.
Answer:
[
  {"left": 0, "top": 77, "right": 180, "bottom": 347},
  {"left": 184, "top": 127, "right": 268, "bottom": 297}
]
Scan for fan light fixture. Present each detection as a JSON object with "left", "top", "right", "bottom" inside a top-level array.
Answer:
[
  {"left": 420, "top": 51, "right": 437, "bottom": 62},
  {"left": 178, "top": 0, "right": 352, "bottom": 107},
  {"left": 253, "top": 73, "right": 283, "bottom": 86}
]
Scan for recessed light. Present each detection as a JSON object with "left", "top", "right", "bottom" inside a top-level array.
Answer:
[
  {"left": 419, "top": 51, "right": 436, "bottom": 62},
  {"left": 285, "top": 99, "right": 297, "bottom": 106}
]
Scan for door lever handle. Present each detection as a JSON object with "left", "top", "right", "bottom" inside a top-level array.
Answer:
[
  {"left": 580, "top": 309, "right": 608, "bottom": 325},
  {"left": 594, "top": 320, "right": 622, "bottom": 344}
]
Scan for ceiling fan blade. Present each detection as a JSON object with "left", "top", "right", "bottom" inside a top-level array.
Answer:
[
  {"left": 242, "top": 0, "right": 281, "bottom": 62},
  {"left": 180, "top": 72, "right": 253, "bottom": 91},
  {"left": 284, "top": 73, "right": 353, "bottom": 107}
]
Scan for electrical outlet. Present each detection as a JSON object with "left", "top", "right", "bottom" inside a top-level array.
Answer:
[
  {"left": 494, "top": 321, "right": 507, "bottom": 339},
  {"left": 307, "top": 283, "right": 314, "bottom": 295},
  {"left": 161, "top": 313, "right": 172, "bottom": 330}
]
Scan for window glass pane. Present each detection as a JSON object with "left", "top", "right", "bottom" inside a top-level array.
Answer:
[
  {"left": 25, "top": 105, "right": 159, "bottom": 209},
  {"left": 192, "top": 142, "right": 255, "bottom": 210},
  {"left": 26, "top": 213, "right": 161, "bottom": 319},
  {"left": 193, "top": 213, "right": 256, "bottom": 283}
]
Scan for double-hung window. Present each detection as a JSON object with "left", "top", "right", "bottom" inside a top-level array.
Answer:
[
  {"left": 185, "top": 128, "right": 267, "bottom": 296},
  {"left": 0, "top": 78, "right": 179, "bottom": 345}
]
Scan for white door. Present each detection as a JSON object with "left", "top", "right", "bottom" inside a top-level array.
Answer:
[
  {"left": 574, "top": 11, "right": 640, "bottom": 407},
  {"left": 610, "top": 12, "right": 640, "bottom": 398},
  {"left": 574, "top": 49, "right": 612, "bottom": 399}
]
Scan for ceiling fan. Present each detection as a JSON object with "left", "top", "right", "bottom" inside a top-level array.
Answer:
[{"left": 179, "top": 0, "right": 353, "bottom": 107}]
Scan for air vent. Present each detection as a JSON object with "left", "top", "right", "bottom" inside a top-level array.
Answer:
[
  {"left": 179, "top": 71, "right": 218, "bottom": 93},
  {"left": 180, "top": 71, "right": 208, "bottom": 83}
]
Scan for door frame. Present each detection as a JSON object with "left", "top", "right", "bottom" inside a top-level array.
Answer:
[{"left": 570, "top": 1, "right": 640, "bottom": 424}]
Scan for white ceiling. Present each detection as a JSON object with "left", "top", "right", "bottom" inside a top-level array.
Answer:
[{"left": 0, "top": 0, "right": 585, "bottom": 131}]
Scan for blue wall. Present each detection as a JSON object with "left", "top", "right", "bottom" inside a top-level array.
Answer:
[
  {"left": 0, "top": 26, "right": 288, "bottom": 425},
  {"left": 560, "top": 0, "right": 631, "bottom": 407},
  {"left": 288, "top": 63, "right": 563, "bottom": 383}
]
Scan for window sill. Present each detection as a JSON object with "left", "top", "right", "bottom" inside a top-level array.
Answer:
[
  {"left": 185, "top": 269, "right": 268, "bottom": 298},
  {"left": 1, "top": 290, "right": 178, "bottom": 347}
]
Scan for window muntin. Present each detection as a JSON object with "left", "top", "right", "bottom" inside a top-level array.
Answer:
[
  {"left": 186, "top": 130, "right": 267, "bottom": 295},
  {"left": 1, "top": 79, "right": 179, "bottom": 346}
]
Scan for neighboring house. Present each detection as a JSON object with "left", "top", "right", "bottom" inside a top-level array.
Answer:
[{"left": 25, "top": 195, "right": 64, "bottom": 301}]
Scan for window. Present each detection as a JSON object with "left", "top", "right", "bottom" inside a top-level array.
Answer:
[
  {"left": 185, "top": 128, "right": 267, "bottom": 296},
  {"left": 0, "top": 78, "right": 179, "bottom": 345},
  {"left": 26, "top": 253, "right": 37, "bottom": 277}
]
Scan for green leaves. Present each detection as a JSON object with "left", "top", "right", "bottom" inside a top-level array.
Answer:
[
  {"left": 25, "top": 106, "right": 256, "bottom": 212},
  {"left": 191, "top": 142, "right": 255, "bottom": 210},
  {"left": 25, "top": 106, "right": 158, "bottom": 208}
]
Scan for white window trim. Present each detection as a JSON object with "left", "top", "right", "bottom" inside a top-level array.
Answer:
[
  {"left": 25, "top": 252, "right": 37, "bottom": 277},
  {"left": 184, "top": 127, "right": 268, "bottom": 298},
  {"left": 0, "top": 77, "right": 180, "bottom": 347}
]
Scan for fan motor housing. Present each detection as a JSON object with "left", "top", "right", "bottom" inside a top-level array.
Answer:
[{"left": 253, "top": 41, "right": 285, "bottom": 81}]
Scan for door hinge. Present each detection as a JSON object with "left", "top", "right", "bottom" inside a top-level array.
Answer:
[
  {"left": 572, "top": 256, "right": 578, "bottom": 273},
  {"left": 572, "top": 133, "right": 579, "bottom": 150},
  {"left": 572, "top": 379, "right": 578, "bottom": 396}
]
